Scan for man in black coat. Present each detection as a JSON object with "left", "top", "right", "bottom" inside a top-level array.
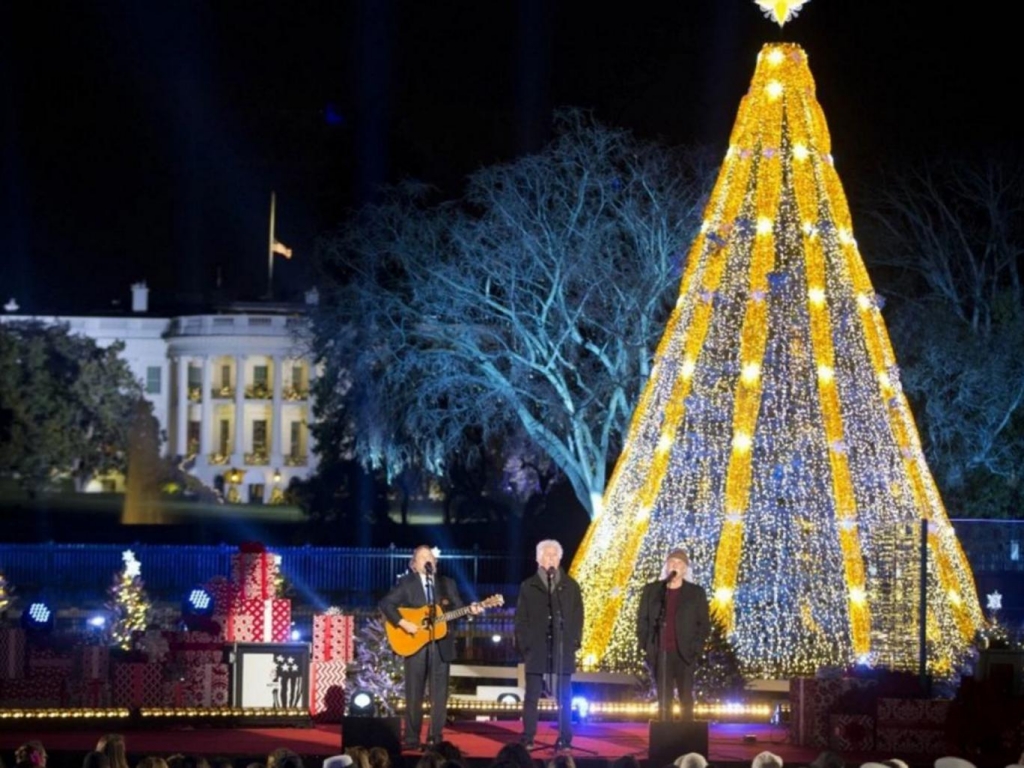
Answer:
[
  {"left": 636, "top": 548, "right": 710, "bottom": 721},
  {"left": 380, "top": 545, "right": 481, "bottom": 749},
  {"left": 514, "top": 539, "right": 584, "bottom": 750}
]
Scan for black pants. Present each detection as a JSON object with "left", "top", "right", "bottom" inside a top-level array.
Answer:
[
  {"left": 523, "top": 671, "right": 573, "bottom": 743},
  {"left": 656, "top": 650, "right": 695, "bottom": 721},
  {"left": 403, "top": 641, "right": 449, "bottom": 743}
]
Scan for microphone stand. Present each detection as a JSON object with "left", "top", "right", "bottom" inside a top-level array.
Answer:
[
  {"left": 538, "top": 568, "right": 595, "bottom": 755},
  {"left": 424, "top": 566, "right": 437, "bottom": 744},
  {"left": 655, "top": 576, "right": 670, "bottom": 722}
]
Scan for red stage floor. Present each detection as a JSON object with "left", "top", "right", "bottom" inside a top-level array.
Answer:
[{"left": 0, "top": 721, "right": 919, "bottom": 768}]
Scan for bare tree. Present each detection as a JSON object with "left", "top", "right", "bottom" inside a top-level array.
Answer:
[
  {"left": 313, "top": 111, "right": 713, "bottom": 518},
  {"left": 869, "top": 155, "right": 1024, "bottom": 509}
]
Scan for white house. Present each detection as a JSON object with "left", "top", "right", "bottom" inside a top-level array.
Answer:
[{"left": 2, "top": 283, "right": 320, "bottom": 503}]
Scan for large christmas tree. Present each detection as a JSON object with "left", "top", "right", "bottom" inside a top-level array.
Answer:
[{"left": 570, "top": 39, "right": 982, "bottom": 678}]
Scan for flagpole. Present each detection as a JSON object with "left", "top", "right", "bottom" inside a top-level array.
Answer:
[{"left": 267, "top": 191, "right": 276, "bottom": 299}]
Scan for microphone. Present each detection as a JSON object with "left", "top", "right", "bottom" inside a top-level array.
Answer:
[
  {"left": 663, "top": 570, "right": 678, "bottom": 584},
  {"left": 546, "top": 566, "right": 556, "bottom": 579},
  {"left": 424, "top": 561, "right": 434, "bottom": 576}
]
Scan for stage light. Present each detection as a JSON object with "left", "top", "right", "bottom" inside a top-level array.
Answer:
[
  {"left": 21, "top": 602, "right": 54, "bottom": 634},
  {"left": 348, "top": 690, "right": 375, "bottom": 716},
  {"left": 491, "top": 634, "right": 502, "bottom": 643},
  {"left": 181, "top": 587, "right": 216, "bottom": 631},
  {"left": 571, "top": 696, "right": 590, "bottom": 722},
  {"left": 88, "top": 615, "right": 106, "bottom": 628},
  {"left": 186, "top": 588, "right": 214, "bottom": 615},
  {"left": 497, "top": 692, "right": 521, "bottom": 705},
  {"left": 290, "top": 629, "right": 301, "bottom": 641}
]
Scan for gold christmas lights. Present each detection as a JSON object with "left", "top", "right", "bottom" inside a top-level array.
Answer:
[{"left": 570, "top": 43, "right": 982, "bottom": 678}]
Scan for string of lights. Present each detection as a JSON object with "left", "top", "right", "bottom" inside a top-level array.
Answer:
[{"left": 570, "top": 43, "right": 982, "bottom": 678}]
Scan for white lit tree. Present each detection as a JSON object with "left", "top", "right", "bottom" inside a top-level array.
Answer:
[{"left": 107, "top": 549, "right": 151, "bottom": 649}]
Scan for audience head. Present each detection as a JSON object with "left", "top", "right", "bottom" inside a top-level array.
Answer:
[
  {"left": 752, "top": 752, "right": 783, "bottom": 768},
  {"left": 15, "top": 742, "right": 47, "bottom": 768},
  {"left": 546, "top": 755, "right": 576, "bottom": 768},
  {"left": 883, "top": 762, "right": 909, "bottom": 768},
  {"left": 810, "top": 752, "right": 845, "bottom": 768},
  {"left": 495, "top": 741, "right": 534, "bottom": 768},
  {"left": 83, "top": 753, "right": 111, "bottom": 768},
  {"left": 323, "top": 758, "right": 353, "bottom": 768},
  {"left": 266, "top": 751, "right": 301, "bottom": 768},
  {"left": 673, "top": 754, "right": 708, "bottom": 768},
  {"left": 934, "top": 759, "right": 976, "bottom": 768},
  {"left": 433, "top": 742, "right": 464, "bottom": 767},
  {"left": 96, "top": 735, "right": 129, "bottom": 768},
  {"left": 136, "top": 759, "right": 168, "bottom": 768},
  {"left": 412, "top": 753, "right": 445, "bottom": 768},
  {"left": 611, "top": 757, "right": 641, "bottom": 768},
  {"left": 343, "top": 749, "right": 369, "bottom": 768},
  {"left": 366, "top": 748, "right": 390, "bottom": 768},
  {"left": 245, "top": 763, "right": 265, "bottom": 768},
  {"left": 167, "top": 756, "right": 211, "bottom": 768}
]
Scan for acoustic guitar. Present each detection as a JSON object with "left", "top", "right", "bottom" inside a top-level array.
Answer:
[{"left": 385, "top": 594, "right": 504, "bottom": 657}]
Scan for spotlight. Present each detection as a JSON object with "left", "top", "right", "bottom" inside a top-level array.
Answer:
[
  {"left": 348, "top": 689, "right": 375, "bottom": 717},
  {"left": 497, "top": 692, "right": 521, "bottom": 705},
  {"left": 21, "top": 602, "right": 54, "bottom": 634},
  {"left": 290, "top": 629, "right": 301, "bottom": 641},
  {"left": 571, "top": 695, "right": 589, "bottom": 722},
  {"left": 88, "top": 615, "right": 107, "bottom": 628},
  {"left": 182, "top": 587, "right": 216, "bottom": 630},
  {"left": 491, "top": 634, "right": 502, "bottom": 643}
]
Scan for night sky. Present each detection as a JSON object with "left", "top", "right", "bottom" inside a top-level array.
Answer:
[{"left": 2, "top": 1, "right": 1019, "bottom": 314}]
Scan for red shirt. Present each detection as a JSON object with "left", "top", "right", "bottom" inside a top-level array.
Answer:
[{"left": 660, "top": 585, "right": 682, "bottom": 652}]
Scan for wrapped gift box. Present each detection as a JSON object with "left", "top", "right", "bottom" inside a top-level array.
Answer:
[
  {"left": 75, "top": 645, "right": 111, "bottom": 681},
  {"left": 184, "top": 662, "right": 230, "bottom": 707},
  {"left": 876, "top": 726, "right": 949, "bottom": 754},
  {"left": 28, "top": 646, "right": 74, "bottom": 677},
  {"left": 829, "top": 714, "right": 875, "bottom": 751},
  {"left": 168, "top": 631, "right": 225, "bottom": 666},
  {"left": 310, "top": 659, "right": 347, "bottom": 721},
  {"left": 790, "top": 676, "right": 876, "bottom": 747},
  {"left": 228, "top": 598, "right": 291, "bottom": 642},
  {"left": 875, "top": 697, "right": 950, "bottom": 754},
  {"left": 205, "top": 576, "right": 238, "bottom": 617},
  {"left": 230, "top": 551, "right": 280, "bottom": 601},
  {"left": 312, "top": 614, "right": 354, "bottom": 664},
  {"left": 0, "top": 675, "right": 65, "bottom": 706},
  {"left": 0, "top": 628, "right": 26, "bottom": 680},
  {"left": 112, "top": 662, "right": 163, "bottom": 707},
  {"left": 70, "top": 679, "right": 111, "bottom": 707},
  {"left": 876, "top": 697, "right": 950, "bottom": 725}
]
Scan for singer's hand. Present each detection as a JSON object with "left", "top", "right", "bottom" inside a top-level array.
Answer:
[
  {"left": 469, "top": 602, "right": 483, "bottom": 615},
  {"left": 399, "top": 619, "right": 420, "bottom": 635}
]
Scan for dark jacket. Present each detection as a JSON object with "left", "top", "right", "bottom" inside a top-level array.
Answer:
[
  {"left": 514, "top": 569, "right": 584, "bottom": 674},
  {"left": 636, "top": 579, "right": 710, "bottom": 665},
  {"left": 379, "top": 570, "right": 464, "bottom": 663}
]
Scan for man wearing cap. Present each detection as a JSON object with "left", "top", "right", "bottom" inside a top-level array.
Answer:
[{"left": 636, "top": 548, "right": 710, "bottom": 721}]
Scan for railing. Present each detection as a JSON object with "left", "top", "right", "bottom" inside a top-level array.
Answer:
[{"left": 0, "top": 544, "right": 535, "bottom": 609}]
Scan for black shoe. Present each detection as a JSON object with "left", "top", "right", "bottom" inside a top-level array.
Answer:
[
  {"left": 401, "top": 741, "right": 422, "bottom": 751},
  {"left": 519, "top": 736, "right": 535, "bottom": 749},
  {"left": 425, "top": 736, "right": 440, "bottom": 748},
  {"left": 554, "top": 739, "right": 571, "bottom": 751}
]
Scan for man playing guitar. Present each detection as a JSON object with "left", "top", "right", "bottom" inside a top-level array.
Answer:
[{"left": 379, "top": 545, "right": 483, "bottom": 749}]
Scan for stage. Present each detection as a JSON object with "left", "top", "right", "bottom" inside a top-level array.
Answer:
[{"left": 0, "top": 720, "right": 921, "bottom": 768}]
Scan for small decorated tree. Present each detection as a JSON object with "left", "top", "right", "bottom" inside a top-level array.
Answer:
[
  {"left": 107, "top": 549, "right": 151, "bottom": 649},
  {"left": 695, "top": 615, "right": 746, "bottom": 702},
  {"left": 347, "top": 614, "right": 404, "bottom": 714},
  {"left": 0, "top": 569, "right": 11, "bottom": 616}
]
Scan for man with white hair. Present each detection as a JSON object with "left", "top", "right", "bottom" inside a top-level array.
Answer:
[
  {"left": 752, "top": 752, "right": 783, "bottom": 768},
  {"left": 514, "top": 539, "right": 584, "bottom": 751},
  {"left": 674, "top": 752, "right": 708, "bottom": 768},
  {"left": 636, "top": 548, "right": 710, "bottom": 722}
]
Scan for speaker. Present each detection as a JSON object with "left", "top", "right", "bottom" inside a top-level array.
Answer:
[
  {"left": 648, "top": 720, "right": 709, "bottom": 767},
  {"left": 341, "top": 716, "right": 403, "bottom": 756}
]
